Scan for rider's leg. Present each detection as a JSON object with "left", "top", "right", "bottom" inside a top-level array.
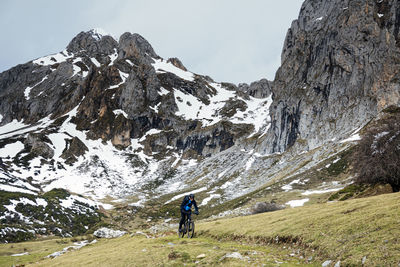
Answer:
[{"left": 179, "top": 211, "right": 186, "bottom": 231}]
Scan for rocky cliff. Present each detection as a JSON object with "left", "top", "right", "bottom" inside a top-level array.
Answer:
[{"left": 263, "top": 0, "right": 400, "bottom": 153}]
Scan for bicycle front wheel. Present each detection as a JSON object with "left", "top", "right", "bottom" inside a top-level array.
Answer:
[{"left": 187, "top": 221, "right": 195, "bottom": 238}]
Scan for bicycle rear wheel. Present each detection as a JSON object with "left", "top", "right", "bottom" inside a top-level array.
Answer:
[{"left": 187, "top": 221, "right": 195, "bottom": 238}]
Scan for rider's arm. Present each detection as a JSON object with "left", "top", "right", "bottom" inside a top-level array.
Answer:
[{"left": 193, "top": 200, "right": 199, "bottom": 213}]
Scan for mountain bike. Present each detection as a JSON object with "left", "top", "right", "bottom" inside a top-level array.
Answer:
[{"left": 179, "top": 214, "right": 196, "bottom": 238}]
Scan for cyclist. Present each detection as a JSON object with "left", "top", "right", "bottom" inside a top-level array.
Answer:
[{"left": 179, "top": 193, "right": 199, "bottom": 232}]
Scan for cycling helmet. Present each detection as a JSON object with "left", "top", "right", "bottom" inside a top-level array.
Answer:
[{"left": 189, "top": 194, "right": 195, "bottom": 199}]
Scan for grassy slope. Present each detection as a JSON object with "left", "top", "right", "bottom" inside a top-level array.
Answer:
[
  {"left": 101, "top": 145, "right": 356, "bottom": 232},
  {"left": 1, "top": 192, "right": 399, "bottom": 266},
  {"left": 0, "top": 237, "right": 81, "bottom": 267},
  {"left": 198, "top": 192, "right": 400, "bottom": 266}
]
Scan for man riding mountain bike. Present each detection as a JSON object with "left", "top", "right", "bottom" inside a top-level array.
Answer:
[{"left": 179, "top": 194, "right": 199, "bottom": 233}]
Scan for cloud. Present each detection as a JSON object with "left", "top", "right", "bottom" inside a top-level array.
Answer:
[{"left": 0, "top": 0, "right": 304, "bottom": 84}]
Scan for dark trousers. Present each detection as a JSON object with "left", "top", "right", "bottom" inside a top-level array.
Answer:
[{"left": 179, "top": 210, "right": 191, "bottom": 230}]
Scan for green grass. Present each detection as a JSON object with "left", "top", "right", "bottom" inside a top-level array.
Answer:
[
  {"left": 25, "top": 235, "right": 312, "bottom": 267},
  {"left": 0, "top": 237, "right": 78, "bottom": 267},
  {"left": 198, "top": 192, "right": 400, "bottom": 266},
  {"left": 2, "top": 192, "right": 399, "bottom": 266}
]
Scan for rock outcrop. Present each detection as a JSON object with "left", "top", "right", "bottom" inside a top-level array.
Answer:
[
  {"left": 262, "top": 0, "right": 400, "bottom": 153},
  {"left": 93, "top": 227, "right": 127, "bottom": 238}
]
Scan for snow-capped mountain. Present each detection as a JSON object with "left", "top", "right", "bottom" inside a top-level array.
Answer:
[
  {"left": 0, "top": 28, "right": 274, "bottom": 201},
  {"left": 1, "top": 0, "right": 400, "bottom": 242}
]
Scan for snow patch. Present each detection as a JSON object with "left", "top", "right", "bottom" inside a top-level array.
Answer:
[
  {"left": 126, "top": 59, "right": 134, "bottom": 66},
  {"left": 139, "top": 129, "right": 163, "bottom": 141},
  {"left": 218, "top": 170, "right": 228, "bottom": 179},
  {"left": 152, "top": 58, "right": 194, "bottom": 81},
  {"left": 36, "top": 198, "right": 48, "bottom": 207},
  {"left": 48, "top": 132, "right": 69, "bottom": 159},
  {"left": 281, "top": 179, "right": 301, "bottom": 192},
  {"left": 90, "top": 28, "right": 109, "bottom": 40},
  {"left": 165, "top": 187, "right": 207, "bottom": 204},
  {"left": 113, "top": 109, "right": 128, "bottom": 118},
  {"left": 221, "top": 180, "right": 232, "bottom": 190},
  {"left": 33, "top": 50, "right": 73, "bottom": 66},
  {"left": 108, "top": 49, "right": 118, "bottom": 65},
  {"left": 11, "top": 252, "right": 29, "bottom": 257},
  {"left": 24, "top": 76, "right": 48, "bottom": 100},
  {"left": 0, "top": 141, "right": 24, "bottom": 158},
  {"left": 90, "top": 57, "right": 101, "bottom": 67},
  {"left": 231, "top": 94, "right": 273, "bottom": 135},
  {"left": 159, "top": 87, "right": 170, "bottom": 96},
  {"left": 173, "top": 83, "right": 238, "bottom": 127},
  {"left": 286, "top": 198, "right": 309, "bottom": 207},
  {"left": 201, "top": 193, "right": 220, "bottom": 206},
  {"left": 60, "top": 195, "right": 97, "bottom": 210},
  {"left": 245, "top": 156, "right": 255, "bottom": 171},
  {"left": 0, "top": 184, "right": 37, "bottom": 195},
  {"left": 72, "top": 64, "right": 81, "bottom": 77},
  {"left": 302, "top": 188, "right": 343, "bottom": 196},
  {"left": 375, "top": 131, "right": 389, "bottom": 140},
  {"left": 340, "top": 134, "right": 361, "bottom": 143},
  {"left": 16, "top": 198, "right": 37, "bottom": 206},
  {"left": 108, "top": 70, "right": 129, "bottom": 90},
  {"left": 47, "top": 240, "right": 97, "bottom": 258}
]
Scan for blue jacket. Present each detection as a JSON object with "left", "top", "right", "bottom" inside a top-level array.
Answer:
[{"left": 180, "top": 195, "right": 198, "bottom": 213}]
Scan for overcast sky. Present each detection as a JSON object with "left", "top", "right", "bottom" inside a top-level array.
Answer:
[{"left": 0, "top": 0, "right": 304, "bottom": 84}]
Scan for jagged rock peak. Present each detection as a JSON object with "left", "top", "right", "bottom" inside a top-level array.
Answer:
[
  {"left": 89, "top": 28, "right": 112, "bottom": 41},
  {"left": 118, "top": 32, "right": 159, "bottom": 60},
  {"left": 238, "top": 78, "right": 272, "bottom": 98},
  {"left": 66, "top": 29, "right": 118, "bottom": 55}
]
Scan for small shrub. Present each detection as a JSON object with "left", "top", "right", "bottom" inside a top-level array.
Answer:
[
  {"left": 168, "top": 251, "right": 180, "bottom": 260},
  {"left": 352, "top": 113, "right": 400, "bottom": 191},
  {"left": 43, "top": 188, "right": 70, "bottom": 200},
  {"left": 328, "top": 184, "right": 366, "bottom": 201},
  {"left": 251, "top": 202, "right": 285, "bottom": 214}
]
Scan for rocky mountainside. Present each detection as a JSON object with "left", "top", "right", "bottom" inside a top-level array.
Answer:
[
  {"left": 1, "top": 0, "right": 400, "bottom": 241},
  {"left": 263, "top": 0, "right": 400, "bottom": 153}
]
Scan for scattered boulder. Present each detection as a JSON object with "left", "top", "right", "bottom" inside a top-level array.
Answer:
[
  {"left": 25, "top": 133, "right": 54, "bottom": 159},
  {"left": 196, "top": 254, "right": 206, "bottom": 259},
  {"left": 362, "top": 256, "right": 367, "bottom": 265},
  {"left": 251, "top": 202, "right": 285, "bottom": 214},
  {"left": 61, "top": 136, "right": 88, "bottom": 164},
  {"left": 93, "top": 227, "right": 126, "bottom": 238},
  {"left": 224, "top": 252, "right": 243, "bottom": 260},
  {"left": 167, "top": 57, "right": 187, "bottom": 71}
]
